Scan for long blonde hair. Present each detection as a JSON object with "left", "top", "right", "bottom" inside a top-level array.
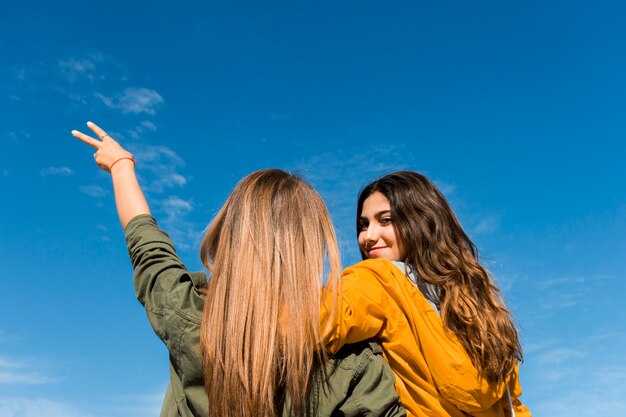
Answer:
[{"left": 200, "top": 169, "right": 341, "bottom": 417}]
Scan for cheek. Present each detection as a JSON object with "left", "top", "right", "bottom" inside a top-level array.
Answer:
[{"left": 392, "top": 231, "right": 409, "bottom": 260}]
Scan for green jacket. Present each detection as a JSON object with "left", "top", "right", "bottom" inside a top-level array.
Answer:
[{"left": 125, "top": 215, "right": 405, "bottom": 417}]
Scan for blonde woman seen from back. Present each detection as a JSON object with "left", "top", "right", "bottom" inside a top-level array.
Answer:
[{"left": 72, "top": 121, "right": 405, "bottom": 417}]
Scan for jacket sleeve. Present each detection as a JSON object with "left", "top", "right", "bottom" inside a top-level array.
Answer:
[
  {"left": 323, "top": 343, "right": 407, "bottom": 417},
  {"left": 124, "top": 214, "right": 206, "bottom": 341},
  {"left": 323, "top": 265, "right": 393, "bottom": 354}
]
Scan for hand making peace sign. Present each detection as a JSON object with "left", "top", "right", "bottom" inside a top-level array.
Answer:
[{"left": 72, "top": 121, "right": 135, "bottom": 173}]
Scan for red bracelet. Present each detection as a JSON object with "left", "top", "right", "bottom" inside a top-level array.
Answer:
[{"left": 109, "top": 157, "right": 136, "bottom": 171}]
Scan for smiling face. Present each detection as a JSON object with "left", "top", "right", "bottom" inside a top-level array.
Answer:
[{"left": 357, "top": 191, "right": 407, "bottom": 261}]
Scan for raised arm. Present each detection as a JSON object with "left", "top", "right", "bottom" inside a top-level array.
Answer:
[{"left": 72, "top": 121, "right": 150, "bottom": 228}]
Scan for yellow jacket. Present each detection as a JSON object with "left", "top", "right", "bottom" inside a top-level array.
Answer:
[{"left": 323, "top": 259, "right": 531, "bottom": 417}]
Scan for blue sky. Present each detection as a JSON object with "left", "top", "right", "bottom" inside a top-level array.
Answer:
[{"left": 1, "top": 1, "right": 625, "bottom": 416}]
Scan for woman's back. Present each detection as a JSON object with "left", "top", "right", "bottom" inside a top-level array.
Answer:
[
  {"left": 126, "top": 215, "right": 404, "bottom": 417},
  {"left": 72, "top": 124, "right": 404, "bottom": 417}
]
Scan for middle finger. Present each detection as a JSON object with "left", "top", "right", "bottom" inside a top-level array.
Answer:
[{"left": 86, "top": 121, "right": 111, "bottom": 141}]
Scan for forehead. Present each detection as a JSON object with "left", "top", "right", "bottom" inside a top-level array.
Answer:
[{"left": 360, "top": 191, "right": 391, "bottom": 217}]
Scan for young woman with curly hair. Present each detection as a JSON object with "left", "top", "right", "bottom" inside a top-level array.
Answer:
[{"left": 324, "top": 171, "right": 531, "bottom": 417}]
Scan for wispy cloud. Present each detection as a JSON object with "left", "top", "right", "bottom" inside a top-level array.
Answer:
[
  {"left": 57, "top": 52, "right": 126, "bottom": 84},
  {"left": 291, "top": 144, "right": 409, "bottom": 263},
  {"left": 531, "top": 364, "right": 626, "bottom": 417},
  {"left": 0, "top": 356, "right": 56, "bottom": 385},
  {"left": 111, "top": 385, "right": 167, "bottom": 417},
  {"left": 95, "top": 87, "right": 164, "bottom": 115},
  {"left": 118, "top": 144, "right": 201, "bottom": 251},
  {"left": 536, "top": 347, "right": 585, "bottom": 365},
  {"left": 433, "top": 179, "right": 456, "bottom": 197},
  {"left": 525, "top": 274, "right": 613, "bottom": 320},
  {"left": 0, "top": 371, "right": 56, "bottom": 385},
  {"left": 157, "top": 196, "right": 202, "bottom": 251},
  {"left": 470, "top": 215, "right": 501, "bottom": 235},
  {"left": 0, "top": 398, "right": 96, "bottom": 417},
  {"left": 132, "top": 145, "right": 188, "bottom": 193},
  {"left": 79, "top": 185, "right": 108, "bottom": 198},
  {"left": 5, "top": 131, "right": 31, "bottom": 144},
  {"left": 8, "top": 53, "right": 164, "bottom": 119},
  {"left": 58, "top": 58, "right": 97, "bottom": 83},
  {"left": 270, "top": 112, "right": 291, "bottom": 121},
  {"left": 161, "top": 196, "right": 193, "bottom": 216},
  {"left": 522, "top": 327, "right": 626, "bottom": 416},
  {"left": 0, "top": 387, "right": 167, "bottom": 417},
  {"left": 128, "top": 120, "right": 159, "bottom": 139},
  {"left": 40, "top": 166, "right": 74, "bottom": 177}
]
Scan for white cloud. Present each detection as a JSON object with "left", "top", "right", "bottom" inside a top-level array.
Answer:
[
  {"left": 0, "top": 356, "right": 56, "bottom": 385},
  {"left": 79, "top": 185, "right": 108, "bottom": 198},
  {"left": 471, "top": 215, "right": 501, "bottom": 236},
  {"left": 40, "top": 166, "right": 74, "bottom": 177},
  {"left": 58, "top": 58, "right": 97, "bottom": 83},
  {"left": 113, "top": 386, "right": 167, "bottom": 417},
  {"left": 433, "top": 179, "right": 456, "bottom": 197},
  {"left": 291, "top": 144, "right": 410, "bottom": 263},
  {"left": 161, "top": 196, "right": 193, "bottom": 217},
  {"left": 0, "top": 357, "right": 21, "bottom": 368},
  {"left": 131, "top": 145, "right": 188, "bottom": 194},
  {"left": 156, "top": 196, "right": 201, "bottom": 251},
  {"left": 0, "top": 398, "right": 95, "bottom": 417},
  {"left": 94, "top": 91, "right": 114, "bottom": 107},
  {"left": 270, "top": 112, "right": 291, "bottom": 121},
  {"left": 0, "top": 386, "right": 167, "bottom": 417},
  {"left": 5, "top": 131, "right": 31, "bottom": 144},
  {"left": 57, "top": 52, "right": 124, "bottom": 86},
  {"left": 531, "top": 365, "right": 626, "bottom": 417},
  {"left": 521, "top": 327, "right": 626, "bottom": 417},
  {"left": 128, "top": 120, "right": 158, "bottom": 139},
  {"left": 140, "top": 120, "right": 157, "bottom": 131},
  {"left": 13, "top": 66, "right": 26, "bottom": 81},
  {"left": 133, "top": 145, "right": 182, "bottom": 165},
  {"left": 156, "top": 173, "right": 188, "bottom": 188},
  {"left": 536, "top": 348, "right": 585, "bottom": 365},
  {"left": 0, "top": 371, "right": 56, "bottom": 385},
  {"left": 96, "top": 87, "right": 164, "bottom": 115}
]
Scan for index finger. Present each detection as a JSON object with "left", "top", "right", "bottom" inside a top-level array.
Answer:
[{"left": 71, "top": 129, "right": 101, "bottom": 149}]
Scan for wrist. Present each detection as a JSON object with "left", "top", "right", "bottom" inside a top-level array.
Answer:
[{"left": 109, "top": 156, "right": 136, "bottom": 173}]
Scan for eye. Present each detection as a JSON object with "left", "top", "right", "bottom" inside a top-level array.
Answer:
[
  {"left": 380, "top": 217, "right": 393, "bottom": 225},
  {"left": 358, "top": 219, "right": 369, "bottom": 231}
]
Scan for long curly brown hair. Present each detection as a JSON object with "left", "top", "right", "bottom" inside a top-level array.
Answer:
[{"left": 356, "top": 171, "right": 522, "bottom": 383}]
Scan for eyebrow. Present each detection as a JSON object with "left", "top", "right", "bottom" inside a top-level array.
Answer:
[{"left": 359, "top": 210, "right": 391, "bottom": 220}]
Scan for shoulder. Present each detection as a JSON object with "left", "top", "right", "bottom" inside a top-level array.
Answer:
[
  {"left": 344, "top": 259, "right": 404, "bottom": 278},
  {"left": 342, "top": 259, "right": 408, "bottom": 291}
]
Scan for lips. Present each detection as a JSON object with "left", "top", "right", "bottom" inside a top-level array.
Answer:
[{"left": 368, "top": 246, "right": 387, "bottom": 256}]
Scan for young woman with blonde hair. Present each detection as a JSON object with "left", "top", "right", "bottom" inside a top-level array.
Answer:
[
  {"left": 324, "top": 171, "right": 531, "bottom": 417},
  {"left": 72, "top": 122, "right": 405, "bottom": 417}
]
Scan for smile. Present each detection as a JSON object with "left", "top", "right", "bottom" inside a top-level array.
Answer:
[{"left": 368, "top": 246, "right": 387, "bottom": 255}]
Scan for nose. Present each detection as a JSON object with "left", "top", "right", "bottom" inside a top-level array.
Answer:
[{"left": 363, "top": 224, "right": 379, "bottom": 246}]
